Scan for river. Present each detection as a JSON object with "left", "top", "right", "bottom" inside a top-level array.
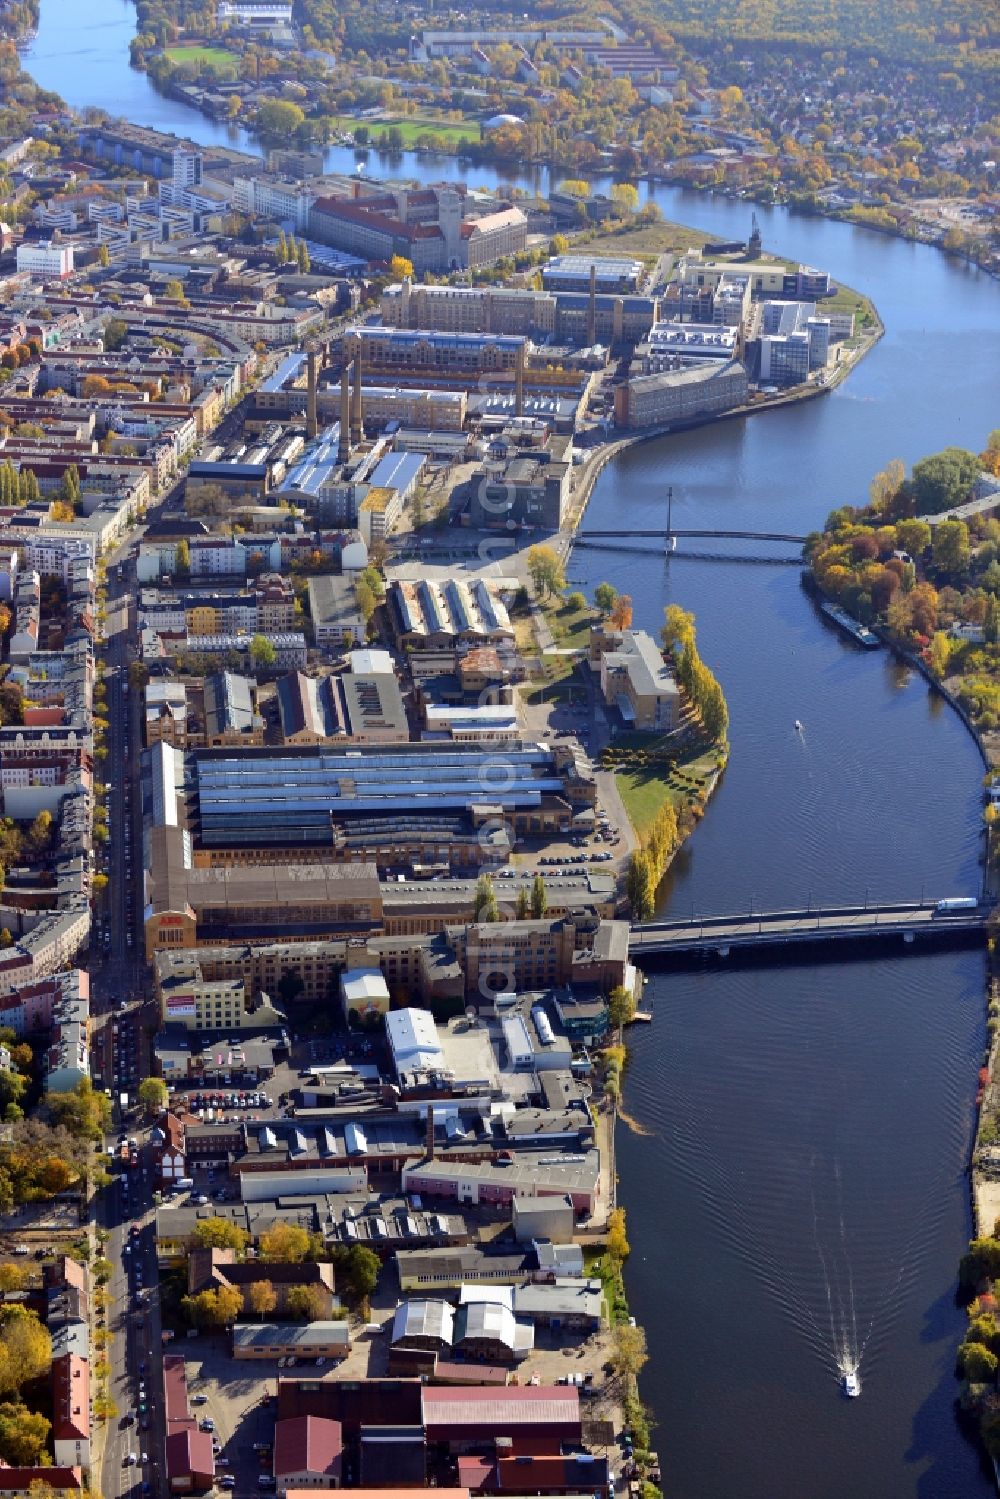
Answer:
[{"left": 23, "top": 4, "right": 1000, "bottom": 1494}]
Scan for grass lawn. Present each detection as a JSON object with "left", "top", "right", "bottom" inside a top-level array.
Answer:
[
  {"left": 337, "top": 115, "right": 481, "bottom": 147},
  {"left": 615, "top": 743, "right": 719, "bottom": 839},
  {"left": 577, "top": 218, "right": 715, "bottom": 262},
  {"left": 541, "top": 597, "right": 598, "bottom": 650},
  {"left": 822, "top": 278, "right": 878, "bottom": 326},
  {"left": 165, "top": 44, "right": 236, "bottom": 70},
  {"left": 522, "top": 656, "right": 587, "bottom": 705}
]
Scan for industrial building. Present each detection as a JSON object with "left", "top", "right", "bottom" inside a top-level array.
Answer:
[
  {"left": 614, "top": 357, "right": 749, "bottom": 430},
  {"left": 541, "top": 255, "right": 644, "bottom": 294}
]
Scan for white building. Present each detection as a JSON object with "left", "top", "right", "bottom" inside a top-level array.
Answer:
[
  {"left": 386, "top": 1007, "right": 444, "bottom": 1078},
  {"left": 16, "top": 242, "right": 74, "bottom": 279},
  {"left": 233, "top": 176, "right": 315, "bottom": 231},
  {"left": 218, "top": 0, "right": 294, "bottom": 23}
]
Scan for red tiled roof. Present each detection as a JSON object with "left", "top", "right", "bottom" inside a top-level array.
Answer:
[
  {"left": 0, "top": 1468, "right": 82, "bottom": 1494},
  {"left": 421, "top": 1386, "right": 580, "bottom": 1429},
  {"left": 274, "top": 1416, "right": 343, "bottom": 1478},
  {"left": 51, "top": 1353, "right": 90, "bottom": 1441},
  {"left": 165, "top": 1428, "right": 215, "bottom": 1486}
]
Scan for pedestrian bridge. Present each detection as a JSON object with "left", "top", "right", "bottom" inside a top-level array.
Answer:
[{"left": 630, "top": 900, "right": 990, "bottom": 961}]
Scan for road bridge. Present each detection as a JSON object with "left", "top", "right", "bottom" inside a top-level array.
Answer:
[
  {"left": 577, "top": 528, "right": 808, "bottom": 543},
  {"left": 630, "top": 900, "right": 989, "bottom": 961}
]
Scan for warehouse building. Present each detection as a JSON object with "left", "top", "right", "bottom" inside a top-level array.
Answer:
[{"left": 614, "top": 357, "right": 748, "bottom": 430}]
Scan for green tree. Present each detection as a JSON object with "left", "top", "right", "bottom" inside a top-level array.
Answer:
[
  {"left": 515, "top": 887, "right": 530, "bottom": 919},
  {"left": 344, "top": 1243, "right": 380, "bottom": 1301},
  {"left": 526, "top": 544, "right": 566, "bottom": 598},
  {"left": 277, "top": 229, "right": 288, "bottom": 262},
  {"left": 530, "top": 873, "right": 547, "bottom": 919},
  {"left": 474, "top": 873, "right": 500, "bottom": 924},
  {"left": 986, "top": 596, "right": 1000, "bottom": 646},
  {"left": 932, "top": 517, "right": 970, "bottom": 576},
  {"left": 191, "top": 1219, "right": 250, "bottom": 1256},
  {"left": 895, "top": 518, "right": 931, "bottom": 558},
  {"left": 175, "top": 538, "right": 190, "bottom": 576},
  {"left": 607, "top": 985, "right": 636, "bottom": 1029},
  {"left": 296, "top": 239, "right": 310, "bottom": 274},
  {"left": 137, "top": 1077, "right": 167, "bottom": 1116},
  {"left": 911, "top": 447, "right": 980, "bottom": 514},
  {"left": 355, "top": 578, "right": 377, "bottom": 626},
  {"left": 256, "top": 100, "right": 306, "bottom": 137},
  {"left": 566, "top": 591, "right": 587, "bottom": 611},
  {"left": 594, "top": 582, "right": 618, "bottom": 615},
  {"left": 103, "top": 318, "right": 128, "bottom": 352},
  {"left": 97, "top": 244, "right": 110, "bottom": 268},
  {"left": 249, "top": 633, "right": 276, "bottom": 670}
]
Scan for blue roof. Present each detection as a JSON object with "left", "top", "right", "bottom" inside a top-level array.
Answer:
[
  {"left": 260, "top": 350, "right": 306, "bottom": 394},
  {"left": 369, "top": 450, "right": 425, "bottom": 493},
  {"left": 279, "top": 424, "right": 343, "bottom": 497}
]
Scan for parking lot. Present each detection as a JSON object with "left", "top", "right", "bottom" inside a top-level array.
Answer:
[{"left": 181, "top": 1338, "right": 277, "bottom": 1498}]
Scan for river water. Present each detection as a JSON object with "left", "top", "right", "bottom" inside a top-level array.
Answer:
[{"left": 23, "top": 4, "right": 1000, "bottom": 1493}]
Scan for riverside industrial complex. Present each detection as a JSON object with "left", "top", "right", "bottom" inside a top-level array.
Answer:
[{"left": 0, "top": 80, "right": 874, "bottom": 1499}]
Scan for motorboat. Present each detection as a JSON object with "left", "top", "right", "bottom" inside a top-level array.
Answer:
[
  {"left": 842, "top": 1368, "right": 861, "bottom": 1398},
  {"left": 794, "top": 720, "right": 803, "bottom": 732}
]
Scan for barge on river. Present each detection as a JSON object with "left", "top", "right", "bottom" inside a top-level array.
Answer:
[{"left": 819, "top": 600, "right": 880, "bottom": 649}]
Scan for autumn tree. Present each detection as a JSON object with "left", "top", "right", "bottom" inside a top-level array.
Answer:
[
  {"left": 191, "top": 1219, "right": 250, "bottom": 1256},
  {"left": 0, "top": 1310, "right": 51, "bottom": 1395},
  {"left": 606, "top": 1206, "right": 631, "bottom": 1262},
  {"left": 244, "top": 1280, "right": 277, "bottom": 1319},
  {"left": 389, "top": 254, "right": 414, "bottom": 280},
  {"left": 0, "top": 1265, "right": 26, "bottom": 1295},
  {"left": 526, "top": 544, "right": 566, "bottom": 598},
  {"left": 0, "top": 1402, "right": 50, "bottom": 1464},
  {"left": 285, "top": 1284, "right": 326, "bottom": 1321},
  {"left": 607, "top": 985, "right": 636, "bottom": 1030},
  {"left": 610, "top": 1321, "right": 648, "bottom": 1380},
  {"left": 609, "top": 593, "right": 634, "bottom": 630},
  {"left": 260, "top": 1223, "right": 311, "bottom": 1264},
  {"left": 625, "top": 850, "right": 656, "bottom": 922}
]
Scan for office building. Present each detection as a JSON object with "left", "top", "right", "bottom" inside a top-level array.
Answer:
[{"left": 16, "top": 242, "right": 74, "bottom": 279}]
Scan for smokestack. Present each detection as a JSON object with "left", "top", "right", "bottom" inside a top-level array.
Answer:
[
  {"left": 350, "top": 342, "right": 364, "bottom": 445},
  {"left": 306, "top": 349, "right": 318, "bottom": 441},
  {"left": 586, "top": 262, "right": 596, "bottom": 346},
  {"left": 514, "top": 341, "right": 525, "bottom": 419},
  {"left": 338, "top": 362, "right": 351, "bottom": 464},
  {"left": 426, "top": 1104, "right": 435, "bottom": 1160}
]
